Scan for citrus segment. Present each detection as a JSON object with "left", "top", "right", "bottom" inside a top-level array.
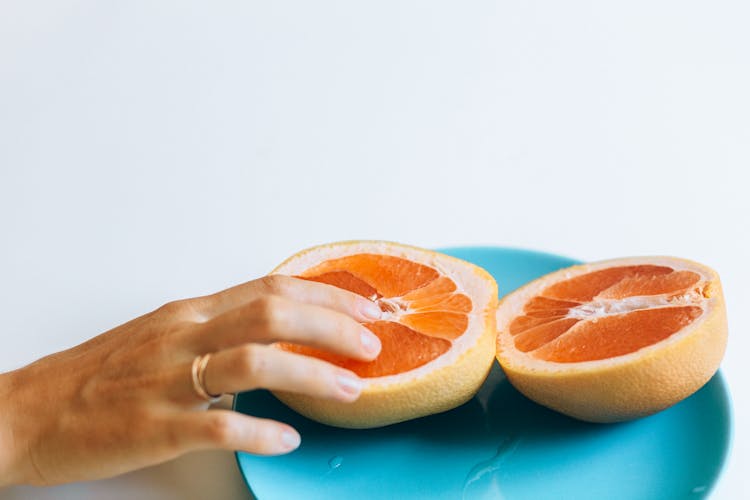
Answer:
[
  {"left": 524, "top": 296, "right": 581, "bottom": 311},
  {"left": 400, "top": 311, "right": 468, "bottom": 340},
  {"left": 542, "top": 265, "right": 672, "bottom": 302},
  {"left": 513, "top": 318, "right": 581, "bottom": 352},
  {"left": 509, "top": 314, "right": 564, "bottom": 334},
  {"left": 300, "top": 253, "right": 439, "bottom": 297},
  {"left": 401, "top": 276, "right": 457, "bottom": 301},
  {"left": 597, "top": 270, "right": 701, "bottom": 299},
  {"left": 302, "top": 271, "right": 379, "bottom": 298}
]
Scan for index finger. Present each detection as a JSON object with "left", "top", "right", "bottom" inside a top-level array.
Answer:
[{"left": 192, "top": 275, "right": 383, "bottom": 322}]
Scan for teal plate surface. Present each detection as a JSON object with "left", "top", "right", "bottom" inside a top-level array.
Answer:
[{"left": 234, "top": 247, "right": 732, "bottom": 499}]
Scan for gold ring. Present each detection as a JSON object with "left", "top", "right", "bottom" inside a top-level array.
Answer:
[{"left": 192, "top": 353, "right": 222, "bottom": 403}]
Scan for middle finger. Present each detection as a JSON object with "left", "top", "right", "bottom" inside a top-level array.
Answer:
[{"left": 185, "top": 295, "right": 382, "bottom": 361}]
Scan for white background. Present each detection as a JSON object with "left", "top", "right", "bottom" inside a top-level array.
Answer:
[{"left": 1, "top": 1, "right": 748, "bottom": 498}]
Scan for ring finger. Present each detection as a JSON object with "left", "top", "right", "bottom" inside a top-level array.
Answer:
[{"left": 202, "top": 344, "right": 364, "bottom": 402}]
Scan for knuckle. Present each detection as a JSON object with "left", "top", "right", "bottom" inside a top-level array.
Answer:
[
  {"left": 324, "top": 283, "right": 358, "bottom": 308},
  {"left": 159, "top": 418, "right": 186, "bottom": 453},
  {"left": 296, "top": 360, "right": 329, "bottom": 388},
  {"left": 157, "top": 299, "right": 193, "bottom": 318},
  {"left": 253, "top": 295, "right": 287, "bottom": 329},
  {"left": 260, "top": 274, "right": 290, "bottom": 294},
  {"left": 204, "top": 414, "right": 236, "bottom": 446},
  {"left": 237, "top": 345, "right": 267, "bottom": 384},
  {"left": 335, "top": 316, "right": 358, "bottom": 343},
  {"left": 346, "top": 293, "right": 362, "bottom": 311}
]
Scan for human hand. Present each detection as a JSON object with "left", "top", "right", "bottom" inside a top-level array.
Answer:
[{"left": 0, "top": 275, "right": 383, "bottom": 486}]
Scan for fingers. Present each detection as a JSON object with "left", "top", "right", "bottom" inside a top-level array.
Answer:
[
  {"left": 178, "top": 410, "right": 301, "bottom": 455},
  {"left": 194, "top": 275, "right": 383, "bottom": 323},
  {"left": 202, "top": 344, "right": 363, "bottom": 402},
  {"left": 187, "top": 295, "right": 382, "bottom": 361}
]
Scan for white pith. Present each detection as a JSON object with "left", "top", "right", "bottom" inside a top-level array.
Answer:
[{"left": 565, "top": 289, "right": 706, "bottom": 320}]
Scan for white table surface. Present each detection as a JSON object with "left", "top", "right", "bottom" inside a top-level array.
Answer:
[{"left": 1, "top": 1, "right": 748, "bottom": 498}]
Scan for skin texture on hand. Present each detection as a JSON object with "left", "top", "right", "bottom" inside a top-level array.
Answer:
[{"left": 0, "top": 275, "right": 382, "bottom": 486}]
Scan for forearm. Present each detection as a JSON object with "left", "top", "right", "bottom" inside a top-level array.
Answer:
[{"left": 0, "top": 369, "right": 24, "bottom": 487}]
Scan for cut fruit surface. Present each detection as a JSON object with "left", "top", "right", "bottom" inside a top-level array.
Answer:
[
  {"left": 496, "top": 256, "right": 727, "bottom": 423},
  {"left": 272, "top": 241, "right": 498, "bottom": 428}
]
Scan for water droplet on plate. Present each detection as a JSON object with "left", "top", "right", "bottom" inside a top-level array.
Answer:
[
  {"left": 691, "top": 485, "right": 707, "bottom": 494},
  {"left": 462, "top": 436, "right": 521, "bottom": 500},
  {"left": 328, "top": 455, "right": 344, "bottom": 470}
]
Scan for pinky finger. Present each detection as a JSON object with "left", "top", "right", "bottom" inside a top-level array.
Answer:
[{"left": 179, "top": 410, "right": 301, "bottom": 456}]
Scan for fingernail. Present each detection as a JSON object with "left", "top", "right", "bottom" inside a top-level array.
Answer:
[
  {"left": 281, "top": 430, "right": 301, "bottom": 451},
  {"left": 360, "top": 330, "right": 382, "bottom": 355},
  {"left": 360, "top": 301, "right": 383, "bottom": 320},
  {"left": 336, "top": 373, "right": 363, "bottom": 396}
]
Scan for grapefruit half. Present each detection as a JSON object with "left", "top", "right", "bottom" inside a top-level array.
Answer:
[{"left": 272, "top": 241, "right": 498, "bottom": 428}]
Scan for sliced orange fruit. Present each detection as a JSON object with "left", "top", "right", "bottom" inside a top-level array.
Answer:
[
  {"left": 496, "top": 256, "right": 727, "bottom": 422},
  {"left": 272, "top": 241, "right": 498, "bottom": 428}
]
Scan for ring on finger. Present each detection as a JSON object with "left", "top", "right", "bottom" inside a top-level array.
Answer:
[{"left": 192, "top": 353, "right": 223, "bottom": 403}]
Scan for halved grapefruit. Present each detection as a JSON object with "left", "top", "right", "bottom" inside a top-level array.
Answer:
[
  {"left": 496, "top": 256, "right": 727, "bottom": 422},
  {"left": 271, "top": 241, "right": 498, "bottom": 428}
]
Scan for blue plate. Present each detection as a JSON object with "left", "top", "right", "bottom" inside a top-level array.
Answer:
[{"left": 234, "top": 247, "right": 732, "bottom": 499}]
